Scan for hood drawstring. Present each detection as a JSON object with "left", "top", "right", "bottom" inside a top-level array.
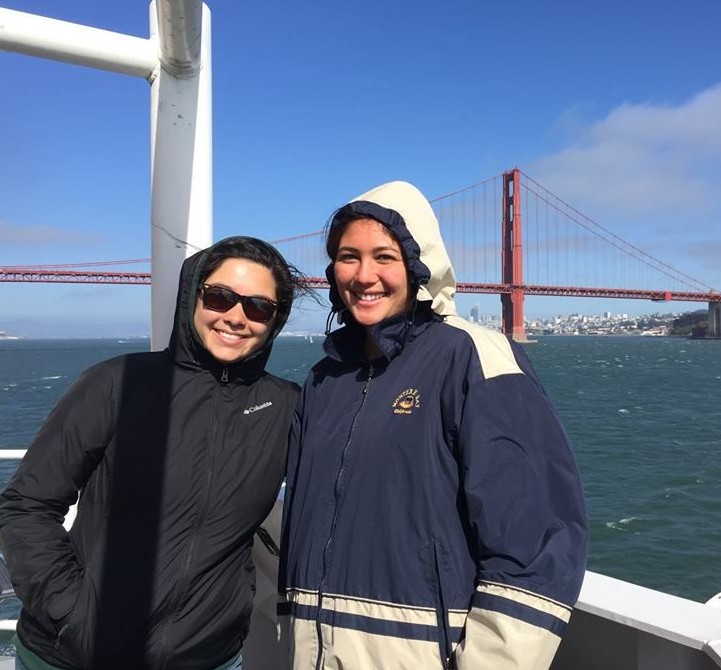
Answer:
[
  {"left": 325, "top": 308, "right": 348, "bottom": 336},
  {"left": 324, "top": 310, "right": 336, "bottom": 337},
  {"left": 407, "top": 299, "right": 418, "bottom": 325},
  {"left": 399, "top": 299, "right": 419, "bottom": 348}
]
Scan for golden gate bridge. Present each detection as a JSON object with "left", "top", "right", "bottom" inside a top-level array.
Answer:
[{"left": 2, "top": 169, "right": 719, "bottom": 340}]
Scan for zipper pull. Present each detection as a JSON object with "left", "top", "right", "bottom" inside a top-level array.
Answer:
[
  {"left": 55, "top": 623, "right": 69, "bottom": 649},
  {"left": 221, "top": 368, "right": 229, "bottom": 383},
  {"left": 362, "top": 365, "right": 374, "bottom": 394}
]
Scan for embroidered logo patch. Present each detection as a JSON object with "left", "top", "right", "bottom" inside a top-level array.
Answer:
[
  {"left": 392, "top": 388, "right": 420, "bottom": 415},
  {"left": 244, "top": 401, "right": 273, "bottom": 415}
]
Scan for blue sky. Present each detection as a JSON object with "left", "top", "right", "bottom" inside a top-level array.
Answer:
[{"left": 1, "top": 0, "right": 720, "bottom": 337}]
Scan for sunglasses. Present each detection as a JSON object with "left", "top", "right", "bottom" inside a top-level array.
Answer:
[{"left": 200, "top": 284, "right": 277, "bottom": 323}]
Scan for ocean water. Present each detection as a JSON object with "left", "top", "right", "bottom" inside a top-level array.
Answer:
[{"left": 1, "top": 334, "right": 720, "bottom": 617}]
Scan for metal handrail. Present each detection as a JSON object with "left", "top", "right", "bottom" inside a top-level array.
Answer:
[{"left": 0, "top": 451, "right": 24, "bottom": 633}]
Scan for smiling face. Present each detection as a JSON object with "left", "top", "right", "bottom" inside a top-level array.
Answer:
[
  {"left": 193, "top": 258, "right": 278, "bottom": 364},
  {"left": 332, "top": 218, "right": 411, "bottom": 329}
]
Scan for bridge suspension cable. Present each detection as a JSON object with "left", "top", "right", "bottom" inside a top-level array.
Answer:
[{"left": 520, "top": 171, "right": 714, "bottom": 293}]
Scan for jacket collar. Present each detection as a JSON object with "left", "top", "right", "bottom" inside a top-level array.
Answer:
[
  {"left": 186, "top": 340, "right": 271, "bottom": 384},
  {"left": 323, "top": 305, "right": 436, "bottom": 365}
]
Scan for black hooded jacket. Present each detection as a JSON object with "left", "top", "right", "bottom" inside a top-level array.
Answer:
[{"left": 0, "top": 242, "right": 299, "bottom": 669}]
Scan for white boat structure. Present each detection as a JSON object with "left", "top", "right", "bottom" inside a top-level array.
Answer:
[{"left": 1, "top": 3, "right": 721, "bottom": 669}]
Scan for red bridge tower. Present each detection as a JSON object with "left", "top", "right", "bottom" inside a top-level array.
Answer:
[{"left": 501, "top": 168, "right": 527, "bottom": 341}]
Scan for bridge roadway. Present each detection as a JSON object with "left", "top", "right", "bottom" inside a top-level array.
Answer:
[{"left": 1, "top": 269, "right": 719, "bottom": 305}]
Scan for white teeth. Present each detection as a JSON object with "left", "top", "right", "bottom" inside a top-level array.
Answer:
[
  {"left": 216, "top": 330, "right": 245, "bottom": 340},
  {"left": 355, "top": 292, "right": 386, "bottom": 302}
]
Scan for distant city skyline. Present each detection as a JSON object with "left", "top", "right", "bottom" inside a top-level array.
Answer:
[{"left": 2, "top": 291, "right": 707, "bottom": 339}]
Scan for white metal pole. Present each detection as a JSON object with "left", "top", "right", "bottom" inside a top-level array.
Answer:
[
  {"left": 0, "top": 4, "right": 212, "bottom": 350},
  {"left": 0, "top": 8, "right": 157, "bottom": 78},
  {"left": 149, "top": 1, "right": 213, "bottom": 350}
]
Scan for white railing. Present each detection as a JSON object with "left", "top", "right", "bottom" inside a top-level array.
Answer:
[
  {"left": 0, "top": 450, "right": 24, "bottom": 634},
  {"left": 559, "top": 571, "right": 721, "bottom": 669},
  {"left": 0, "top": 449, "right": 76, "bottom": 635}
]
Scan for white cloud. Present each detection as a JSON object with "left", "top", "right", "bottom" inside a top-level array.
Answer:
[
  {"left": 0, "top": 221, "right": 102, "bottom": 248},
  {"left": 526, "top": 84, "right": 721, "bottom": 291},
  {"left": 530, "top": 84, "right": 721, "bottom": 222},
  {"left": 592, "top": 86, "right": 721, "bottom": 153}
]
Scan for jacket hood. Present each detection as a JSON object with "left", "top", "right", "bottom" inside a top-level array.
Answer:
[
  {"left": 167, "top": 237, "right": 278, "bottom": 381},
  {"left": 326, "top": 181, "right": 457, "bottom": 320}
]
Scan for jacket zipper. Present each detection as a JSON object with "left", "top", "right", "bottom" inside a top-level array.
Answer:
[
  {"left": 156, "top": 377, "right": 224, "bottom": 668},
  {"left": 314, "top": 364, "right": 374, "bottom": 670}
]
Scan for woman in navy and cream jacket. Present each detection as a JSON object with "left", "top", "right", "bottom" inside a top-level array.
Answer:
[{"left": 279, "top": 180, "right": 588, "bottom": 670}]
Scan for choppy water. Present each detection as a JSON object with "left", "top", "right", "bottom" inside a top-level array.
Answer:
[{"left": 1, "top": 335, "right": 720, "bottom": 610}]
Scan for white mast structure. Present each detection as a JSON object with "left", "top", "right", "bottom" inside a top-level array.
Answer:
[{"left": 0, "top": 1, "right": 212, "bottom": 349}]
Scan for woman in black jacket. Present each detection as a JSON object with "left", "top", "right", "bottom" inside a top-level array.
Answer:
[{"left": 0, "top": 236, "right": 305, "bottom": 670}]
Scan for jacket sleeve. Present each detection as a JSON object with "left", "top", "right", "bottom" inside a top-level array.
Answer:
[
  {"left": 0, "top": 362, "right": 116, "bottom": 632},
  {"left": 452, "top": 346, "right": 588, "bottom": 670}
]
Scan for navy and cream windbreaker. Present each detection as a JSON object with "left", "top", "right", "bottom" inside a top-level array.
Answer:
[{"left": 278, "top": 181, "right": 588, "bottom": 670}]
